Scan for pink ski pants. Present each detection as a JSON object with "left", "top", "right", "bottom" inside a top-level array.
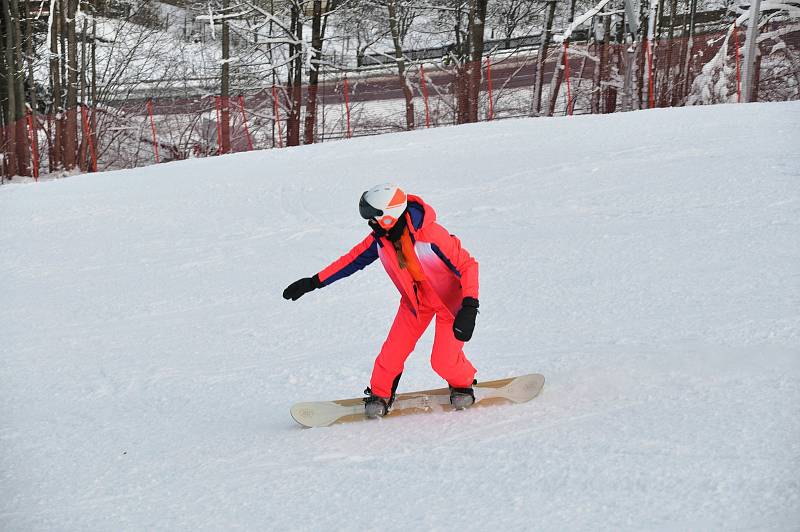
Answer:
[{"left": 370, "top": 285, "right": 477, "bottom": 399}]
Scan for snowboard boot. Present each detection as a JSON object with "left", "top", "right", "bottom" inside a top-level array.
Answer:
[
  {"left": 363, "top": 374, "right": 402, "bottom": 419},
  {"left": 449, "top": 380, "right": 477, "bottom": 410},
  {"left": 363, "top": 388, "right": 391, "bottom": 418}
]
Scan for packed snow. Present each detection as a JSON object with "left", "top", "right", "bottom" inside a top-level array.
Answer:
[{"left": 1, "top": 102, "right": 799, "bottom": 530}]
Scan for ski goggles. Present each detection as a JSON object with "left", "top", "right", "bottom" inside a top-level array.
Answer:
[{"left": 359, "top": 192, "right": 383, "bottom": 220}]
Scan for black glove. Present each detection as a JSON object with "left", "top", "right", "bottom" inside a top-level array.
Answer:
[
  {"left": 453, "top": 297, "right": 479, "bottom": 342},
  {"left": 283, "top": 274, "right": 321, "bottom": 301}
]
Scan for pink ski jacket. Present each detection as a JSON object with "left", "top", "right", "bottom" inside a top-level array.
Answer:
[{"left": 317, "top": 195, "right": 479, "bottom": 318}]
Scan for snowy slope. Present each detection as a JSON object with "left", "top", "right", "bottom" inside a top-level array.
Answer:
[{"left": 1, "top": 103, "right": 799, "bottom": 531}]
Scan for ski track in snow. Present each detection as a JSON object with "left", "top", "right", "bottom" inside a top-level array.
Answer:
[{"left": 1, "top": 102, "right": 800, "bottom": 530}]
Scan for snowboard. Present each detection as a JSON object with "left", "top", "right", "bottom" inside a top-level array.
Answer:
[{"left": 290, "top": 373, "right": 545, "bottom": 428}]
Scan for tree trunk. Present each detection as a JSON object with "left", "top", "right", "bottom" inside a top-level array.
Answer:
[
  {"left": 63, "top": 0, "right": 78, "bottom": 170},
  {"left": 286, "top": 3, "right": 302, "bottom": 146},
  {"left": 652, "top": 0, "right": 665, "bottom": 106},
  {"left": 467, "top": 0, "right": 488, "bottom": 123},
  {"left": 680, "top": 0, "right": 697, "bottom": 103},
  {"left": 637, "top": 3, "right": 648, "bottom": 109},
  {"left": 59, "top": 0, "right": 66, "bottom": 93},
  {"left": 573, "top": 50, "right": 590, "bottom": 112},
  {"left": 600, "top": 13, "right": 611, "bottom": 113},
  {"left": 591, "top": 35, "right": 601, "bottom": 113},
  {"left": 10, "top": 0, "right": 29, "bottom": 175},
  {"left": 0, "top": 2, "right": 6, "bottom": 179},
  {"left": 2, "top": 0, "right": 17, "bottom": 177},
  {"left": 25, "top": 0, "right": 38, "bottom": 130},
  {"left": 79, "top": 17, "right": 88, "bottom": 169},
  {"left": 672, "top": 0, "right": 689, "bottom": 105},
  {"left": 546, "top": 0, "right": 578, "bottom": 117},
  {"left": 387, "top": 0, "right": 414, "bottom": 130},
  {"left": 90, "top": 18, "right": 97, "bottom": 170},
  {"left": 50, "top": 0, "right": 63, "bottom": 171},
  {"left": 607, "top": 18, "right": 623, "bottom": 113},
  {"left": 453, "top": 4, "right": 470, "bottom": 124},
  {"left": 545, "top": 46, "right": 566, "bottom": 117},
  {"left": 303, "top": 0, "right": 323, "bottom": 144},
  {"left": 751, "top": 50, "right": 762, "bottom": 102},
  {"left": 660, "top": 0, "right": 678, "bottom": 106},
  {"left": 220, "top": 0, "right": 231, "bottom": 154},
  {"left": 532, "top": 0, "right": 556, "bottom": 115}
]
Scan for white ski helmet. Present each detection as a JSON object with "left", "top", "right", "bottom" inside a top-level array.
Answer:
[{"left": 359, "top": 183, "right": 407, "bottom": 229}]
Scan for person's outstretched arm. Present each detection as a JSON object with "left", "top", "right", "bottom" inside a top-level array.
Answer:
[{"left": 283, "top": 234, "right": 379, "bottom": 301}]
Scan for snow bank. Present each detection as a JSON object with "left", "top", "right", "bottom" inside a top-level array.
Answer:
[{"left": 1, "top": 102, "right": 799, "bottom": 530}]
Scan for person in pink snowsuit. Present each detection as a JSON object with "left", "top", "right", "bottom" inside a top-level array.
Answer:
[{"left": 283, "top": 184, "right": 480, "bottom": 416}]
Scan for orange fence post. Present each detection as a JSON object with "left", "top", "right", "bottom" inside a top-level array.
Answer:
[
  {"left": 486, "top": 57, "right": 494, "bottom": 120},
  {"left": 343, "top": 76, "right": 353, "bottom": 138},
  {"left": 646, "top": 39, "right": 656, "bottom": 109},
  {"left": 26, "top": 112, "right": 39, "bottom": 180},
  {"left": 214, "top": 96, "right": 223, "bottom": 153},
  {"left": 80, "top": 105, "right": 97, "bottom": 172},
  {"left": 45, "top": 114, "right": 53, "bottom": 173},
  {"left": 146, "top": 98, "right": 160, "bottom": 163},
  {"left": 272, "top": 86, "right": 283, "bottom": 148},
  {"left": 239, "top": 95, "right": 254, "bottom": 151},
  {"left": 419, "top": 65, "right": 431, "bottom": 128}
]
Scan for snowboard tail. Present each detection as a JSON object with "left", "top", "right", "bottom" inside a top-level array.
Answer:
[{"left": 290, "top": 373, "right": 545, "bottom": 428}]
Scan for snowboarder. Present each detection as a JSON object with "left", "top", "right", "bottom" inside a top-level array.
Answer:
[{"left": 283, "top": 184, "right": 480, "bottom": 418}]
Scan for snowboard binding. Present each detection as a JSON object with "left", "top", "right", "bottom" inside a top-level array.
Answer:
[
  {"left": 449, "top": 380, "right": 477, "bottom": 410},
  {"left": 363, "top": 388, "right": 393, "bottom": 418},
  {"left": 362, "top": 374, "right": 402, "bottom": 419}
]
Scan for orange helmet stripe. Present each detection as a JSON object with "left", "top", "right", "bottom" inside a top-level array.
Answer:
[{"left": 386, "top": 189, "right": 407, "bottom": 209}]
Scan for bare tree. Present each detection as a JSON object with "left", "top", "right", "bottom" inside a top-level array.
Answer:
[
  {"left": 49, "top": 0, "right": 63, "bottom": 172},
  {"left": 24, "top": 0, "right": 38, "bottom": 164},
  {"left": 2, "top": 0, "right": 20, "bottom": 177},
  {"left": 63, "top": 0, "right": 78, "bottom": 170},
  {"left": 386, "top": 0, "right": 417, "bottom": 130},
  {"left": 220, "top": 0, "right": 231, "bottom": 154},
  {"left": 466, "top": 0, "right": 489, "bottom": 123},
  {"left": 592, "top": 11, "right": 612, "bottom": 113},
  {"left": 427, "top": 0, "right": 489, "bottom": 124},
  {"left": 304, "top": 0, "right": 324, "bottom": 144},
  {"left": 546, "top": 0, "right": 578, "bottom": 117},
  {"left": 2, "top": 0, "right": 31, "bottom": 177},
  {"left": 660, "top": 0, "right": 678, "bottom": 106},
  {"left": 490, "top": 0, "right": 541, "bottom": 48},
  {"left": 90, "top": 16, "right": 96, "bottom": 167},
  {"left": 339, "top": 0, "right": 388, "bottom": 67},
  {"left": 590, "top": 20, "right": 602, "bottom": 112},
  {"left": 0, "top": 0, "right": 7, "bottom": 179},
  {"left": 87, "top": 3, "right": 202, "bottom": 168},
  {"left": 678, "top": 0, "right": 698, "bottom": 104},
  {"left": 286, "top": 1, "right": 303, "bottom": 146},
  {"left": 532, "top": 0, "right": 556, "bottom": 115}
]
